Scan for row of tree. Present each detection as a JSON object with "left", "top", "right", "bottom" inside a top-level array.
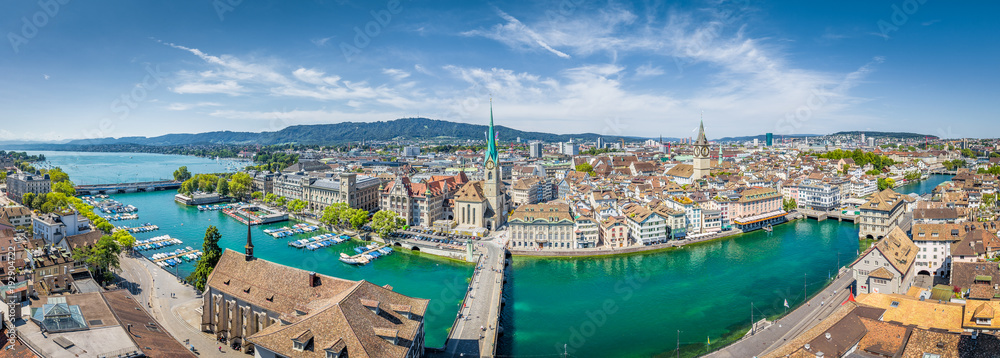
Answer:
[
  {"left": 177, "top": 170, "right": 252, "bottom": 199},
  {"left": 813, "top": 149, "right": 897, "bottom": 171}
]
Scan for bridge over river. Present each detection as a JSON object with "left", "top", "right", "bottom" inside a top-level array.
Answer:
[{"left": 74, "top": 180, "right": 181, "bottom": 195}]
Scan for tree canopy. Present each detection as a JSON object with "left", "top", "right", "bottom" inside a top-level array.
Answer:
[{"left": 187, "top": 226, "right": 223, "bottom": 291}]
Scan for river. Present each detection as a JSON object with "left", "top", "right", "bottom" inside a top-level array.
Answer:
[{"left": 21, "top": 150, "right": 951, "bottom": 357}]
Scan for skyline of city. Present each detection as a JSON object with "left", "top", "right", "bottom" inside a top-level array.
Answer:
[{"left": 2, "top": 1, "right": 998, "bottom": 142}]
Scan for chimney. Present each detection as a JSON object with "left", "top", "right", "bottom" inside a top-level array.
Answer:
[{"left": 309, "top": 272, "right": 317, "bottom": 287}]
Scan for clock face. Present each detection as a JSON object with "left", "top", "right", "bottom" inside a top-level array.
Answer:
[
  {"left": 699, "top": 147, "right": 709, "bottom": 157},
  {"left": 486, "top": 160, "right": 495, "bottom": 170}
]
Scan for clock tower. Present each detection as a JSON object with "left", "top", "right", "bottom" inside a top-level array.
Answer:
[
  {"left": 693, "top": 118, "right": 711, "bottom": 180},
  {"left": 484, "top": 101, "right": 506, "bottom": 228}
]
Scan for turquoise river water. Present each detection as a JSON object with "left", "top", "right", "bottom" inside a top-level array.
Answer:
[{"left": 18, "top": 150, "right": 951, "bottom": 357}]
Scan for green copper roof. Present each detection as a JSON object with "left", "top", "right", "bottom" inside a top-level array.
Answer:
[{"left": 487, "top": 101, "right": 499, "bottom": 163}]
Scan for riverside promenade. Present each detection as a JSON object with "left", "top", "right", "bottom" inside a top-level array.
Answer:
[{"left": 703, "top": 269, "right": 856, "bottom": 358}]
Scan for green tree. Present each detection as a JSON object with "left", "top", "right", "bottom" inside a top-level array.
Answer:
[
  {"left": 575, "top": 163, "right": 594, "bottom": 173},
  {"left": 216, "top": 179, "right": 230, "bottom": 196},
  {"left": 31, "top": 195, "right": 45, "bottom": 210},
  {"left": 251, "top": 191, "right": 263, "bottom": 200},
  {"left": 228, "top": 172, "right": 252, "bottom": 199},
  {"left": 264, "top": 193, "right": 277, "bottom": 204},
  {"left": 783, "top": 198, "right": 798, "bottom": 212},
  {"left": 0, "top": 171, "right": 6, "bottom": 183},
  {"left": 46, "top": 167, "right": 70, "bottom": 183},
  {"left": 288, "top": 199, "right": 307, "bottom": 214},
  {"left": 187, "top": 226, "right": 223, "bottom": 291},
  {"left": 52, "top": 180, "right": 76, "bottom": 196},
  {"left": 179, "top": 178, "right": 196, "bottom": 195},
  {"left": 96, "top": 219, "right": 114, "bottom": 233},
  {"left": 349, "top": 209, "right": 370, "bottom": 230},
  {"left": 321, "top": 203, "right": 348, "bottom": 228},
  {"left": 22, "top": 193, "right": 35, "bottom": 209},
  {"left": 173, "top": 166, "right": 192, "bottom": 181},
  {"left": 878, "top": 177, "right": 896, "bottom": 191},
  {"left": 276, "top": 196, "right": 287, "bottom": 207},
  {"left": 113, "top": 230, "right": 136, "bottom": 253},
  {"left": 73, "top": 235, "right": 122, "bottom": 283},
  {"left": 371, "top": 210, "right": 402, "bottom": 239}
]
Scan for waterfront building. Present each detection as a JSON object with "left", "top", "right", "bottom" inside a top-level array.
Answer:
[
  {"left": 849, "top": 226, "right": 917, "bottom": 295},
  {"left": 621, "top": 203, "right": 668, "bottom": 245},
  {"left": 599, "top": 216, "right": 630, "bottom": 247},
  {"left": 858, "top": 188, "right": 908, "bottom": 240},
  {"left": 24, "top": 243, "right": 90, "bottom": 296},
  {"left": 6, "top": 171, "right": 50, "bottom": 205},
  {"left": 32, "top": 209, "right": 91, "bottom": 248},
  {"left": 692, "top": 120, "right": 711, "bottom": 180},
  {"left": 454, "top": 106, "right": 509, "bottom": 232},
  {"left": 573, "top": 215, "right": 599, "bottom": 249},
  {"left": 508, "top": 203, "right": 575, "bottom": 250},
  {"left": 273, "top": 172, "right": 307, "bottom": 201},
  {"left": 731, "top": 187, "right": 787, "bottom": 232},
  {"left": 202, "top": 250, "right": 428, "bottom": 357},
  {"left": 661, "top": 196, "right": 702, "bottom": 235},
  {"left": 380, "top": 173, "right": 468, "bottom": 227},
  {"left": 798, "top": 180, "right": 841, "bottom": 212},
  {"left": 303, "top": 173, "right": 382, "bottom": 212},
  {"left": 250, "top": 170, "right": 276, "bottom": 195}
]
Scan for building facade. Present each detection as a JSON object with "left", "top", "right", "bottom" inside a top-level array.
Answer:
[
  {"left": 509, "top": 203, "right": 575, "bottom": 250},
  {"left": 850, "top": 227, "right": 917, "bottom": 295},
  {"left": 303, "top": 173, "right": 382, "bottom": 212},
  {"left": 455, "top": 107, "right": 509, "bottom": 232},
  {"left": 6, "top": 171, "right": 50, "bottom": 205},
  {"left": 380, "top": 173, "right": 468, "bottom": 227},
  {"left": 859, "top": 188, "right": 908, "bottom": 240}
]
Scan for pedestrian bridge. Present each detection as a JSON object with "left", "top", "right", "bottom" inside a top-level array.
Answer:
[{"left": 75, "top": 180, "right": 181, "bottom": 195}]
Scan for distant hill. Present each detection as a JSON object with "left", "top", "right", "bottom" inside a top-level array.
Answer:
[
  {"left": 832, "top": 131, "right": 938, "bottom": 139},
  {"left": 60, "top": 117, "right": 647, "bottom": 146},
  {"left": 714, "top": 134, "right": 821, "bottom": 143}
]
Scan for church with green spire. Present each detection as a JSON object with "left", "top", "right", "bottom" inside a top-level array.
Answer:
[{"left": 453, "top": 102, "right": 509, "bottom": 233}]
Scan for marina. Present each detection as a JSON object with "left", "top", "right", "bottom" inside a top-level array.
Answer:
[
  {"left": 339, "top": 243, "right": 393, "bottom": 265},
  {"left": 264, "top": 223, "right": 319, "bottom": 238},
  {"left": 103, "top": 213, "right": 139, "bottom": 221},
  {"left": 288, "top": 233, "right": 353, "bottom": 249},
  {"left": 115, "top": 223, "right": 159, "bottom": 234},
  {"left": 150, "top": 247, "right": 203, "bottom": 267},
  {"left": 198, "top": 203, "right": 240, "bottom": 211},
  {"left": 135, "top": 235, "right": 183, "bottom": 251}
]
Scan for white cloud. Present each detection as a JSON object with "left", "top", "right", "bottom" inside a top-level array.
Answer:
[
  {"left": 413, "top": 64, "right": 434, "bottom": 76},
  {"left": 208, "top": 108, "right": 405, "bottom": 123},
  {"left": 634, "top": 64, "right": 664, "bottom": 78},
  {"left": 462, "top": 8, "right": 571, "bottom": 59},
  {"left": 172, "top": 81, "right": 245, "bottom": 95},
  {"left": 43, "top": 74, "right": 50, "bottom": 80},
  {"left": 311, "top": 37, "right": 331, "bottom": 47},
  {"left": 382, "top": 68, "right": 411, "bottom": 80},
  {"left": 167, "top": 102, "right": 222, "bottom": 111}
]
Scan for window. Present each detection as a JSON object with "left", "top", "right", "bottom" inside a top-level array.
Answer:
[{"left": 890, "top": 301, "right": 900, "bottom": 307}]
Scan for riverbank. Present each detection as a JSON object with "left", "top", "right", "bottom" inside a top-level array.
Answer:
[{"left": 510, "top": 217, "right": 801, "bottom": 259}]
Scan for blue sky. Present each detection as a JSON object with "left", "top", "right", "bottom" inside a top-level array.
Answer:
[{"left": 1, "top": 0, "right": 997, "bottom": 141}]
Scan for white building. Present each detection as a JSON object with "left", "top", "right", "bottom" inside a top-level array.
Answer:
[{"left": 621, "top": 204, "right": 668, "bottom": 245}]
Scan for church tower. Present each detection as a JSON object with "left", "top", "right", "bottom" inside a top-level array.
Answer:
[
  {"left": 484, "top": 101, "right": 506, "bottom": 228},
  {"left": 693, "top": 117, "right": 711, "bottom": 180}
]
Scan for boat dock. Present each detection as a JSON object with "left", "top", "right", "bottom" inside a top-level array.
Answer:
[
  {"left": 151, "top": 248, "right": 201, "bottom": 264},
  {"left": 135, "top": 235, "right": 182, "bottom": 251},
  {"left": 115, "top": 223, "right": 159, "bottom": 234},
  {"left": 339, "top": 243, "right": 393, "bottom": 265}
]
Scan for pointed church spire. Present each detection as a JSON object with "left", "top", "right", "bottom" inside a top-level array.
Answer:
[
  {"left": 486, "top": 99, "right": 499, "bottom": 163},
  {"left": 245, "top": 219, "right": 254, "bottom": 260},
  {"left": 695, "top": 111, "right": 709, "bottom": 146}
]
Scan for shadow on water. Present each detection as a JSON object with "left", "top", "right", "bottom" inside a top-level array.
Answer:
[{"left": 497, "top": 255, "right": 516, "bottom": 356}]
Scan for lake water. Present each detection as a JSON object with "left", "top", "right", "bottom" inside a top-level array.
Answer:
[
  {"left": 18, "top": 151, "right": 952, "bottom": 357},
  {"left": 17, "top": 150, "right": 247, "bottom": 185}
]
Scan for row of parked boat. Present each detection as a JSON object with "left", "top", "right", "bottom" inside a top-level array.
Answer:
[
  {"left": 98, "top": 200, "right": 138, "bottom": 214},
  {"left": 153, "top": 248, "right": 203, "bottom": 267},
  {"left": 116, "top": 223, "right": 159, "bottom": 234},
  {"left": 265, "top": 223, "right": 319, "bottom": 238},
  {"left": 103, "top": 213, "right": 138, "bottom": 221},
  {"left": 339, "top": 244, "right": 393, "bottom": 265},
  {"left": 135, "top": 235, "right": 183, "bottom": 251},
  {"left": 289, "top": 233, "right": 353, "bottom": 249}
]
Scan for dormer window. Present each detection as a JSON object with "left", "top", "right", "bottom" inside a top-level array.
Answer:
[
  {"left": 361, "top": 299, "right": 381, "bottom": 314},
  {"left": 292, "top": 329, "right": 314, "bottom": 351}
]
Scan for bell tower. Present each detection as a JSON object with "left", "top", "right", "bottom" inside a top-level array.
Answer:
[
  {"left": 693, "top": 115, "right": 711, "bottom": 180},
  {"left": 484, "top": 101, "right": 505, "bottom": 227}
]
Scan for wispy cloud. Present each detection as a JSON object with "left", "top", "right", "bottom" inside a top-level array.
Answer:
[
  {"left": 167, "top": 102, "right": 222, "bottom": 111},
  {"left": 172, "top": 80, "right": 245, "bottom": 95},
  {"left": 462, "top": 7, "right": 571, "bottom": 59},
  {"left": 382, "top": 68, "right": 411, "bottom": 80},
  {"left": 634, "top": 64, "right": 664, "bottom": 78},
  {"left": 922, "top": 19, "right": 940, "bottom": 26},
  {"left": 311, "top": 37, "right": 332, "bottom": 47}
]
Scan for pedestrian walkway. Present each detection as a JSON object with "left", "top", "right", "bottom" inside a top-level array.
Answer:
[
  {"left": 704, "top": 270, "right": 855, "bottom": 358},
  {"left": 118, "top": 255, "right": 232, "bottom": 357},
  {"left": 433, "top": 235, "right": 507, "bottom": 358}
]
